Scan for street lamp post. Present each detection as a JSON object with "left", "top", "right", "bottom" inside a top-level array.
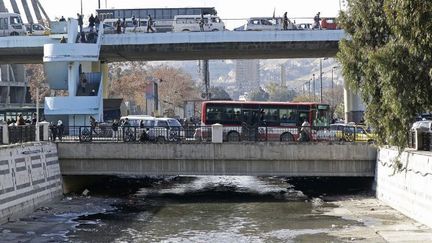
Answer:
[{"left": 312, "top": 74, "right": 316, "bottom": 101}]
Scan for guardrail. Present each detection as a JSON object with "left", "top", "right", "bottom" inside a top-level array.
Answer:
[{"left": 53, "top": 125, "right": 371, "bottom": 144}]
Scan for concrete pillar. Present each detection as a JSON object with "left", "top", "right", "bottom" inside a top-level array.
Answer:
[
  {"left": 212, "top": 123, "right": 223, "bottom": 143},
  {"left": 1, "top": 124, "right": 8, "bottom": 144},
  {"left": 39, "top": 121, "right": 49, "bottom": 141},
  {"left": 101, "top": 63, "right": 109, "bottom": 98},
  {"left": 344, "top": 80, "right": 365, "bottom": 123},
  {"left": 67, "top": 62, "right": 79, "bottom": 97}
]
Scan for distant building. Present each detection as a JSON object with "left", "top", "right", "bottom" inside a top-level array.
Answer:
[
  {"left": 0, "top": 64, "right": 36, "bottom": 122},
  {"left": 235, "top": 60, "right": 260, "bottom": 99}
]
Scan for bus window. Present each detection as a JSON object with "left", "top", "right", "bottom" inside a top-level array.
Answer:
[
  {"left": 263, "top": 108, "right": 278, "bottom": 123},
  {"left": 280, "top": 109, "right": 297, "bottom": 122}
]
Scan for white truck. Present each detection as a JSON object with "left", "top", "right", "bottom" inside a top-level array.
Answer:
[
  {"left": 0, "top": 12, "right": 26, "bottom": 36},
  {"left": 172, "top": 14, "right": 225, "bottom": 32}
]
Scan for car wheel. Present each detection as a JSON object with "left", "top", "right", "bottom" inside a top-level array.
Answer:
[
  {"left": 211, "top": 29, "right": 219, "bottom": 31},
  {"left": 227, "top": 131, "right": 240, "bottom": 142},
  {"left": 182, "top": 29, "right": 190, "bottom": 32},
  {"left": 280, "top": 133, "right": 294, "bottom": 142}
]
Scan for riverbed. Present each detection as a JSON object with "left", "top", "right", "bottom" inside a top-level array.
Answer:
[{"left": 0, "top": 176, "right": 431, "bottom": 242}]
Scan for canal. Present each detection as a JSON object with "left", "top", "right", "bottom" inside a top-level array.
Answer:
[{"left": 0, "top": 176, "right": 430, "bottom": 242}]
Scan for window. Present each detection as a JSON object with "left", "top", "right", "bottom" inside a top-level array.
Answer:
[
  {"left": 263, "top": 108, "right": 279, "bottom": 123},
  {"left": 157, "top": 120, "right": 169, "bottom": 128}
]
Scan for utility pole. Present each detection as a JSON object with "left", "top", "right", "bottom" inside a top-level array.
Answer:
[
  {"left": 320, "top": 59, "right": 323, "bottom": 103},
  {"left": 98, "top": 0, "right": 101, "bottom": 9},
  {"left": 80, "top": 0, "right": 83, "bottom": 15},
  {"left": 202, "top": 60, "right": 210, "bottom": 100}
]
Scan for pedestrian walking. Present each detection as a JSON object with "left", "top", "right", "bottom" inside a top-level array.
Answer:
[
  {"left": 122, "top": 17, "right": 126, "bottom": 33},
  {"left": 199, "top": 14, "right": 205, "bottom": 32},
  {"left": 77, "top": 13, "right": 83, "bottom": 33},
  {"left": 283, "top": 12, "right": 288, "bottom": 30},
  {"left": 115, "top": 18, "right": 122, "bottom": 34},
  {"left": 90, "top": 116, "right": 98, "bottom": 135},
  {"left": 132, "top": 16, "right": 138, "bottom": 32},
  {"left": 147, "top": 15, "right": 154, "bottom": 33},
  {"left": 89, "top": 14, "right": 95, "bottom": 32}
]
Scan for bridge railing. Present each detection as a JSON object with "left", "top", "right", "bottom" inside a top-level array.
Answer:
[{"left": 53, "top": 125, "right": 368, "bottom": 144}]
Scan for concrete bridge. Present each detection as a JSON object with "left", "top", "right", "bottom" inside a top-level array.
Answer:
[
  {"left": 58, "top": 142, "right": 376, "bottom": 177},
  {"left": 0, "top": 30, "right": 345, "bottom": 64}
]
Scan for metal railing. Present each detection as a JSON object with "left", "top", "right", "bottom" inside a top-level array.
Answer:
[
  {"left": 8, "top": 125, "right": 36, "bottom": 144},
  {"left": 55, "top": 125, "right": 372, "bottom": 144}
]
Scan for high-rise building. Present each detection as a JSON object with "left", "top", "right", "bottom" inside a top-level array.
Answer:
[{"left": 235, "top": 60, "right": 260, "bottom": 99}]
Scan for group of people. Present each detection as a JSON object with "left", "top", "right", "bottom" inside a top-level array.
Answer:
[
  {"left": 3, "top": 113, "right": 39, "bottom": 126},
  {"left": 282, "top": 11, "right": 321, "bottom": 30},
  {"left": 49, "top": 120, "right": 64, "bottom": 141},
  {"left": 114, "top": 15, "right": 155, "bottom": 34},
  {"left": 76, "top": 13, "right": 100, "bottom": 33}
]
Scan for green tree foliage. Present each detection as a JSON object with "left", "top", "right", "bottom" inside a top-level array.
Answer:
[{"left": 337, "top": 0, "right": 432, "bottom": 148}]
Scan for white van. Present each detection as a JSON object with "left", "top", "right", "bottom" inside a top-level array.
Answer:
[
  {"left": 244, "top": 17, "right": 296, "bottom": 31},
  {"left": 173, "top": 14, "right": 225, "bottom": 32},
  {"left": 103, "top": 18, "right": 157, "bottom": 33},
  {"left": 0, "top": 12, "right": 26, "bottom": 36}
]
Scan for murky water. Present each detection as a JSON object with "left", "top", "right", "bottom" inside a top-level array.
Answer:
[{"left": 0, "top": 176, "right": 374, "bottom": 243}]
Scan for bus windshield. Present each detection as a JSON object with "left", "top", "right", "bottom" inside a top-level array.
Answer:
[{"left": 313, "top": 104, "right": 330, "bottom": 127}]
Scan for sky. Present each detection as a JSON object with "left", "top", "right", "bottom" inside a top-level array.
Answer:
[{"left": 4, "top": 0, "right": 345, "bottom": 29}]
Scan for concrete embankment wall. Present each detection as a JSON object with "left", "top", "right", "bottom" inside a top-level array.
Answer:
[
  {"left": 376, "top": 148, "right": 432, "bottom": 228},
  {"left": 0, "top": 142, "right": 62, "bottom": 224},
  {"left": 58, "top": 143, "right": 377, "bottom": 177}
]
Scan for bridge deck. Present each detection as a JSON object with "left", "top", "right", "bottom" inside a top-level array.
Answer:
[{"left": 58, "top": 142, "right": 376, "bottom": 177}]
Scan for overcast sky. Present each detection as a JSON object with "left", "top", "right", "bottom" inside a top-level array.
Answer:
[{"left": 4, "top": 0, "right": 345, "bottom": 29}]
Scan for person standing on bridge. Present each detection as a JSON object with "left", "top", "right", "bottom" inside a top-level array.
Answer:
[
  {"left": 199, "top": 14, "right": 205, "bottom": 32},
  {"left": 132, "top": 16, "right": 138, "bottom": 32},
  {"left": 147, "top": 15, "right": 155, "bottom": 33},
  {"left": 283, "top": 12, "right": 288, "bottom": 30},
  {"left": 77, "top": 13, "right": 83, "bottom": 33},
  {"left": 57, "top": 120, "right": 64, "bottom": 141},
  {"left": 89, "top": 14, "right": 95, "bottom": 32},
  {"left": 115, "top": 18, "right": 122, "bottom": 34},
  {"left": 95, "top": 15, "right": 100, "bottom": 32},
  {"left": 313, "top": 12, "right": 321, "bottom": 30},
  {"left": 122, "top": 17, "right": 126, "bottom": 33}
]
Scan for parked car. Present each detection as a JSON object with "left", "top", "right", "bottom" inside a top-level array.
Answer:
[
  {"left": 82, "top": 23, "right": 116, "bottom": 34},
  {"left": 331, "top": 123, "right": 375, "bottom": 142},
  {"left": 321, "top": 18, "right": 339, "bottom": 30},
  {"left": 173, "top": 14, "right": 225, "bottom": 32},
  {"left": 25, "top": 23, "right": 50, "bottom": 35},
  {"left": 147, "top": 118, "right": 184, "bottom": 142},
  {"left": 242, "top": 17, "right": 296, "bottom": 31},
  {"left": 296, "top": 23, "right": 313, "bottom": 30}
]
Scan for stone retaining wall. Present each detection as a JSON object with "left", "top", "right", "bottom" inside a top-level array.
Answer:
[
  {"left": 0, "top": 142, "right": 62, "bottom": 224},
  {"left": 376, "top": 148, "right": 432, "bottom": 228}
]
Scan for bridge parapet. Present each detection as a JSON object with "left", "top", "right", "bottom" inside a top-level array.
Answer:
[{"left": 58, "top": 143, "right": 376, "bottom": 177}]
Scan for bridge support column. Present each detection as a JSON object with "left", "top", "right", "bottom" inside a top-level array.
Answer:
[
  {"left": 67, "top": 62, "right": 79, "bottom": 97},
  {"left": 1, "top": 124, "right": 8, "bottom": 144},
  {"left": 344, "top": 80, "right": 365, "bottom": 123}
]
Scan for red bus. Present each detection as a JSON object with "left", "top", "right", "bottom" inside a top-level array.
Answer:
[{"left": 195, "top": 101, "right": 331, "bottom": 142}]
